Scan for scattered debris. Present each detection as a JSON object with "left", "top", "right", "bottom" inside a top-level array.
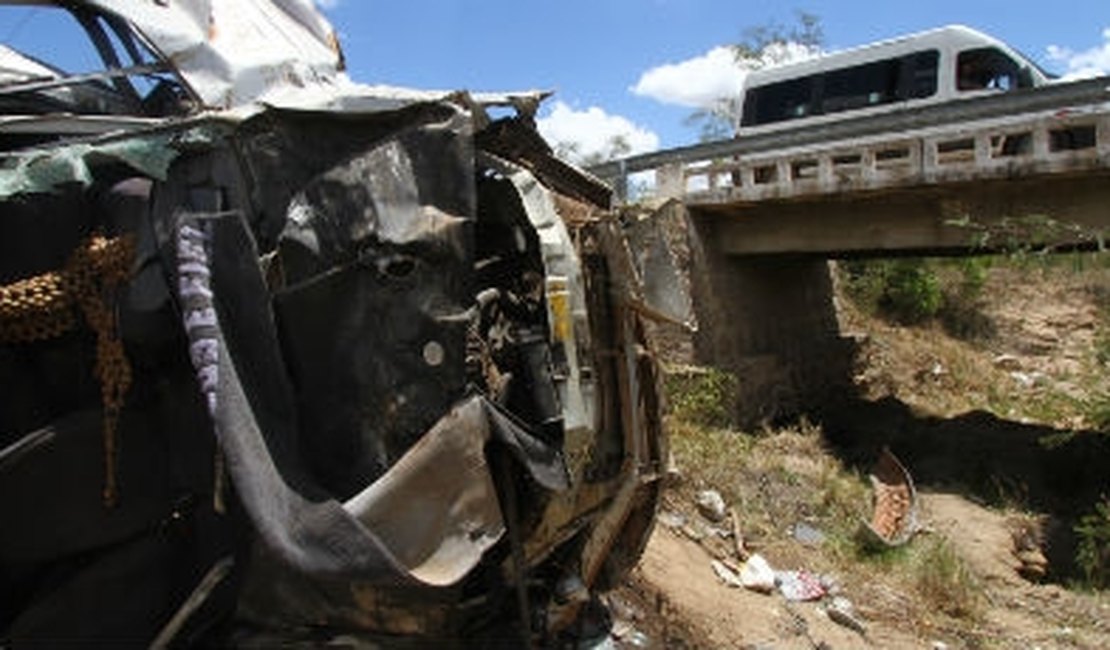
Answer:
[
  {"left": 657, "top": 510, "right": 686, "bottom": 530},
  {"left": 776, "top": 570, "right": 827, "bottom": 602},
  {"left": 739, "top": 554, "right": 777, "bottom": 594},
  {"left": 792, "top": 521, "right": 826, "bottom": 547},
  {"left": 609, "top": 620, "right": 651, "bottom": 648},
  {"left": 730, "top": 507, "right": 750, "bottom": 560},
  {"left": 859, "top": 447, "right": 919, "bottom": 547},
  {"left": 681, "top": 522, "right": 707, "bottom": 541},
  {"left": 695, "top": 489, "right": 727, "bottom": 523},
  {"left": 915, "top": 361, "right": 947, "bottom": 382},
  {"left": 824, "top": 596, "right": 867, "bottom": 636},
  {"left": 711, "top": 559, "right": 744, "bottom": 588},
  {"left": 602, "top": 593, "right": 642, "bottom": 623},
  {"left": 1010, "top": 370, "right": 1048, "bottom": 389}
]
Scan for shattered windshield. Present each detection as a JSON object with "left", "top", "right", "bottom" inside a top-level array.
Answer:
[{"left": 0, "top": 4, "right": 192, "bottom": 118}]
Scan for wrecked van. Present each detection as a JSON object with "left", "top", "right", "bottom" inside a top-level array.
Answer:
[{"left": 0, "top": 1, "right": 667, "bottom": 645}]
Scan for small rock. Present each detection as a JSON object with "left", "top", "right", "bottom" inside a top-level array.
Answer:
[
  {"left": 993, "top": 353, "right": 1021, "bottom": 370},
  {"left": 695, "top": 489, "right": 727, "bottom": 523},
  {"left": 932, "top": 642, "right": 949, "bottom": 650},
  {"left": 1016, "top": 548, "right": 1048, "bottom": 580}
]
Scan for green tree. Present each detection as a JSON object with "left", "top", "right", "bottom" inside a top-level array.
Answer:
[
  {"left": 553, "top": 134, "right": 632, "bottom": 166},
  {"left": 688, "top": 11, "right": 824, "bottom": 141}
]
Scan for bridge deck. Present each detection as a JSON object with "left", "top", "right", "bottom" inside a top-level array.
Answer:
[
  {"left": 591, "top": 76, "right": 1110, "bottom": 209},
  {"left": 591, "top": 77, "right": 1110, "bottom": 256}
]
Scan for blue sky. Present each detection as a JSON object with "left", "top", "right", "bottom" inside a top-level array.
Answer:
[
  {"left": 316, "top": 0, "right": 1110, "bottom": 159},
  {"left": 4, "top": 1, "right": 1109, "bottom": 161}
]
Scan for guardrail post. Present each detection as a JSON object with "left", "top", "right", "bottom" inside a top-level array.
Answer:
[
  {"left": 612, "top": 160, "right": 629, "bottom": 205},
  {"left": 1032, "top": 125, "right": 1050, "bottom": 158},
  {"left": 656, "top": 163, "right": 685, "bottom": 200},
  {"left": 1099, "top": 116, "right": 1110, "bottom": 157},
  {"left": 974, "top": 134, "right": 990, "bottom": 166}
]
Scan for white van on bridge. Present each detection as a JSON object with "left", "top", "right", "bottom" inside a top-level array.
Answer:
[{"left": 739, "top": 25, "right": 1054, "bottom": 132}]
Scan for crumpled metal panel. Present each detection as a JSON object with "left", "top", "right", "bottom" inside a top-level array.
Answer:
[
  {"left": 0, "top": 123, "right": 224, "bottom": 198},
  {"left": 0, "top": 28, "right": 664, "bottom": 638},
  {"left": 342, "top": 396, "right": 503, "bottom": 587},
  {"left": 481, "top": 154, "right": 597, "bottom": 439},
  {"left": 80, "top": 0, "right": 342, "bottom": 109},
  {"left": 265, "top": 106, "right": 476, "bottom": 498},
  {"left": 0, "top": 43, "right": 56, "bottom": 85},
  {"left": 5, "top": 1, "right": 551, "bottom": 116}
]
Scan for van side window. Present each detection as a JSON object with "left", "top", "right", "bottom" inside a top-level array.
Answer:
[
  {"left": 821, "top": 58, "right": 905, "bottom": 114},
  {"left": 741, "top": 76, "right": 815, "bottom": 127},
  {"left": 904, "top": 50, "right": 939, "bottom": 99},
  {"left": 957, "top": 47, "right": 1027, "bottom": 91}
]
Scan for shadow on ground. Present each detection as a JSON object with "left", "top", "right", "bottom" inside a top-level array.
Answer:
[{"left": 817, "top": 396, "right": 1110, "bottom": 581}]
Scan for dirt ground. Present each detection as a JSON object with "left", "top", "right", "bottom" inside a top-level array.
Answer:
[
  {"left": 609, "top": 491, "right": 1108, "bottom": 649},
  {"left": 605, "top": 262, "right": 1110, "bottom": 649}
]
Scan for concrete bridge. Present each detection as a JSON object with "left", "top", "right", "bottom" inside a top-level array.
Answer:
[{"left": 591, "top": 76, "right": 1110, "bottom": 424}]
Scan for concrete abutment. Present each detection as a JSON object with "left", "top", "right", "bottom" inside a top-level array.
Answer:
[{"left": 652, "top": 202, "right": 855, "bottom": 427}]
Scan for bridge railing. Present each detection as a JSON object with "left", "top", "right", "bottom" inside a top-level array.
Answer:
[{"left": 588, "top": 76, "right": 1110, "bottom": 205}]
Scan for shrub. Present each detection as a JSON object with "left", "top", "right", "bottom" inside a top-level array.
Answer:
[
  {"left": 881, "top": 260, "right": 942, "bottom": 323},
  {"left": 1075, "top": 496, "right": 1110, "bottom": 588},
  {"left": 839, "top": 259, "right": 942, "bottom": 324},
  {"left": 664, "top": 366, "right": 737, "bottom": 428}
]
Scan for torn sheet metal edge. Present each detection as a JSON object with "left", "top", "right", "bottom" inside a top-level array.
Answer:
[
  {"left": 30, "top": 0, "right": 552, "bottom": 116},
  {"left": 0, "top": 114, "right": 166, "bottom": 135},
  {"left": 82, "top": 0, "right": 342, "bottom": 110},
  {"left": 0, "top": 123, "right": 226, "bottom": 198},
  {"left": 478, "top": 152, "right": 596, "bottom": 438},
  {"left": 342, "top": 396, "right": 505, "bottom": 587}
]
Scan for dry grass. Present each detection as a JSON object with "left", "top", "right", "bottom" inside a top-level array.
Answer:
[
  {"left": 840, "top": 261, "right": 1110, "bottom": 430},
  {"left": 664, "top": 375, "right": 989, "bottom": 640},
  {"left": 651, "top": 257, "right": 1110, "bottom": 646}
]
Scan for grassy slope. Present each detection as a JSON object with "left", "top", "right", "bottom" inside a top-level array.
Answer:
[{"left": 649, "top": 257, "right": 1110, "bottom": 648}]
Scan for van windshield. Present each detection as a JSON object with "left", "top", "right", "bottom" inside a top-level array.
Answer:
[{"left": 956, "top": 47, "right": 1032, "bottom": 91}]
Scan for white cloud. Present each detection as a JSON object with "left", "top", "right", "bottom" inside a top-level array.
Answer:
[
  {"left": 316, "top": 0, "right": 341, "bottom": 9},
  {"left": 1047, "top": 27, "right": 1110, "bottom": 80},
  {"left": 631, "top": 42, "right": 819, "bottom": 109},
  {"left": 536, "top": 101, "right": 659, "bottom": 165},
  {"left": 631, "top": 46, "right": 745, "bottom": 109}
]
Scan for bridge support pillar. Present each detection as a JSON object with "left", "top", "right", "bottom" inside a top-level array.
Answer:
[{"left": 684, "top": 207, "right": 854, "bottom": 427}]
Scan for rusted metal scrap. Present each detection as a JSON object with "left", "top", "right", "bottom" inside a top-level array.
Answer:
[{"left": 859, "top": 447, "right": 920, "bottom": 547}]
